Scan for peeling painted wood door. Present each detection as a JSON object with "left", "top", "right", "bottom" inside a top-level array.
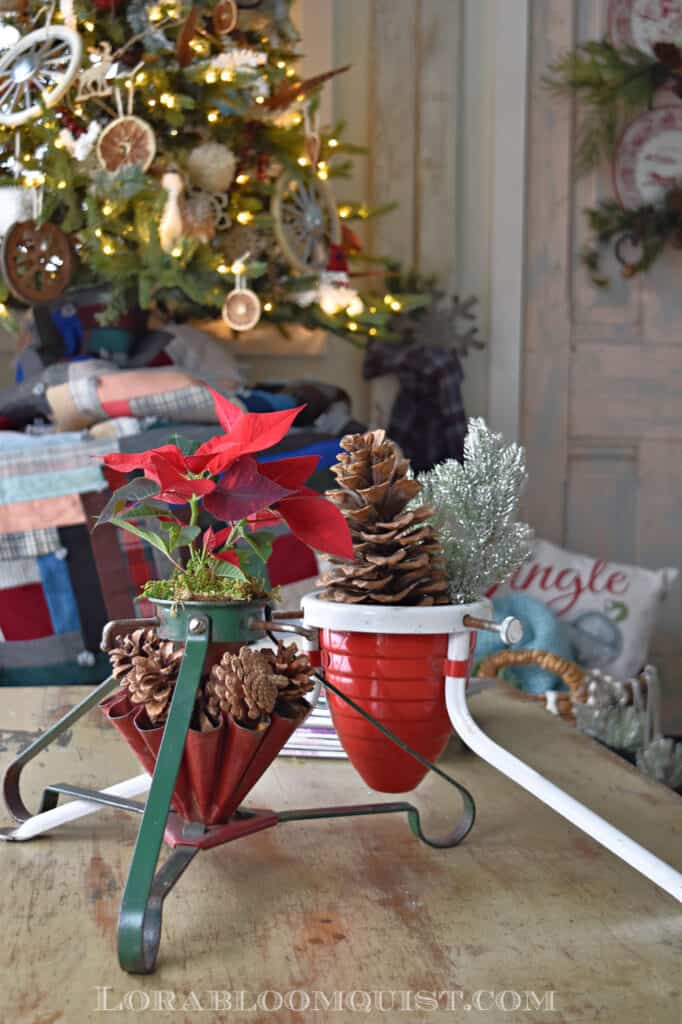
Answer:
[{"left": 524, "top": 0, "right": 682, "bottom": 730}]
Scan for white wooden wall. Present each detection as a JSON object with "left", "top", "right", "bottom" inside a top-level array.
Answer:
[
  {"left": 523, "top": 0, "right": 682, "bottom": 729},
  {"left": 249, "top": 0, "right": 493, "bottom": 422}
]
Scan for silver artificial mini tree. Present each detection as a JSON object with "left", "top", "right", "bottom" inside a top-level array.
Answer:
[{"left": 418, "top": 418, "right": 533, "bottom": 604}]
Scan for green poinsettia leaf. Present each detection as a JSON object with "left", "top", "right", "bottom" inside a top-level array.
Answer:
[
  {"left": 214, "top": 560, "right": 248, "bottom": 581},
  {"left": 108, "top": 517, "right": 172, "bottom": 560},
  {"left": 97, "top": 478, "right": 161, "bottom": 525},
  {"left": 238, "top": 528, "right": 274, "bottom": 565}
]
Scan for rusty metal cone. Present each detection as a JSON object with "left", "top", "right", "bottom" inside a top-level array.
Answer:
[
  {"left": 133, "top": 708, "right": 195, "bottom": 820},
  {"left": 99, "top": 694, "right": 158, "bottom": 777},
  {"left": 208, "top": 716, "right": 270, "bottom": 825},
  {"left": 184, "top": 720, "right": 225, "bottom": 823},
  {"left": 221, "top": 700, "right": 312, "bottom": 820}
]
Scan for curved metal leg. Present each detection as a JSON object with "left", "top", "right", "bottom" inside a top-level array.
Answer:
[
  {"left": 118, "top": 617, "right": 209, "bottom": 973},
  {"left": 318, "top": 674, "right": 476, "bottom": 849},
  {"left": 0, "top": 774, "right": 150, "bottom": 842},
  {"left": 2, "top": 674, "right": 121, "bottom": 823},
  {"left": 445, "top": 633, "right": 682, "bottom": 904}
]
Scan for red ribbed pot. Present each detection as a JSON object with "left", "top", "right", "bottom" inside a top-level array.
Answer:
[
  {"left": 321, "top": 630, "right": 451, "bottom": 792},
  {"left": 302, "top": 594, "right": 485, "bottom": 794}
]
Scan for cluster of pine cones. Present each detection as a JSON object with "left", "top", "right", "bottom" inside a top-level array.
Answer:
[
  {"left": 320, "top": 429, "right": 450, "bottom": 605},
  {"left": 109, "top": 631, "right": 314, "bottom": 730}
]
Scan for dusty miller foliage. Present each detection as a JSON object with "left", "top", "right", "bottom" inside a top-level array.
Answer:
[{"left": 417, "top": 419, "right": 533, "bottom": 603}]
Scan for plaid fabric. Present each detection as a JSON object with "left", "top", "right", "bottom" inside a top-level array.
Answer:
[
  {"left": 0, "top": 527, "right": 61, "bottom": 559},
  {"left": 70, "top": 375, "right": 104, "bottom": 418},
  {"left": 0, "top": 556, "right": 41, "bottom": 589},
  {"left": 363, "top": 342, "right": 467, "bottom": 472},
  {"left": 128, "top": 385, "right": 216, "bottom": 423},
  {"left": 0, "top": 435, "right": 113, "bottom": 478}
]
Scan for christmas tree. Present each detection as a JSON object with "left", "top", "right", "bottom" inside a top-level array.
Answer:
[{"left": 0, "top": 0, "right": 428, "bottom": 339}]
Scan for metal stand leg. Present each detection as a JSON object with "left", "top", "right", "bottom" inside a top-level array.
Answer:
[
  {"left": 0, "top": 775, "right": 151, "bottom": 842},
  {"left": 319, "top": 674, "right": 476, "bottom": 849},
  {"left": 444, "top": 633, "right": 682, "bottom": 904},
  {"left": 117, "top": 615, "right": 209, "bottom": 974},
  {"left": 2, "top": 673, "right": 121, "bottom": 823}
]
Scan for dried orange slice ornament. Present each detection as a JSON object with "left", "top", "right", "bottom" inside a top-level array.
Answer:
[{"left": 97, "top": 116, "right": 156, "bottom": 173}]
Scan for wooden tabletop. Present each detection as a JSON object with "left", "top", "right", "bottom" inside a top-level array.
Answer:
[{"left": 0, "top": 685, "right": 680, "bottom": 1024}]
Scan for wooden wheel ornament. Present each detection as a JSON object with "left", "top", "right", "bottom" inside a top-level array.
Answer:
[
  {"left": 271, "top": 167, "right": 341, "bottom": 273},
  {"left": 1, "top": 219, "right": 73, "bottom": 302},
  {"left": 0, "top": 26, "right": 82, "bottom": 128},
  {"left": 97, "top": 116, "right": 156, "bottom": 172}
]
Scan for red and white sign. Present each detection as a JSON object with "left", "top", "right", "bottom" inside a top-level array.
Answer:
[
  {"left": 613, "top": 106, "right": 682, "bottom": 207},
  {"left": 608, "top": 0, "right": 682, "bottom": 55}
]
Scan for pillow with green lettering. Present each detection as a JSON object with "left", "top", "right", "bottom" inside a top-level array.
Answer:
[{"left": 490, "top": 539, "right": 677, "bottom": 677}]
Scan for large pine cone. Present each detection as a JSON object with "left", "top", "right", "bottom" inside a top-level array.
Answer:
[
  {"left": 265, "top": 641, "right": 315, "bottom": 699},
  {"left": 206, "top": 647, "right": 282, "bottom": 725},
  {"left": 126, "top": 641, "right": 184, "bottom": 723},
  {"left": 108, "top": 627, "right": 160, "bottom": 681},
  {"left": 320, "top": 430, "right": 450, "bottom": 605}
]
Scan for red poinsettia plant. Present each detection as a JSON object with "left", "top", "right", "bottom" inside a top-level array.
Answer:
[{"left": 96, "top": 389, "right": 353, "bottom": 602}]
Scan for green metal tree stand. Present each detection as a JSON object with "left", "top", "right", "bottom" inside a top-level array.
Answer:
[{"left": 0, "top": 604, "right": 476, "bottom": 975}]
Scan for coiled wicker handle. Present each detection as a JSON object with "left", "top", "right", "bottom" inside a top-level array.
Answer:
[{"left": 477, "top": 649, "right": 586, "bottom": 705}]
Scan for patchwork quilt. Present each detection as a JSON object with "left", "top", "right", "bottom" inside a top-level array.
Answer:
[
  {"left": 0, "top": 431, "right": 169, "bottom": 685},
  {"left": 0, "top": 429, "right": 338, "bottom": 686}
]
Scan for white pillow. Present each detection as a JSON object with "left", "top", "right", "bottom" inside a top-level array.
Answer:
[{"left": 492, "top": 538, "right": 677, "bottom": 677}]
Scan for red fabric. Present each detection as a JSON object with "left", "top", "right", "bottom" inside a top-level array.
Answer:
[
  {"left": 149, "top": 350, "right": 173, "bottom": 367},
  {"left": 0, "top": 583, "right": 53, "bottom": 640},
  {"left": 0, "top": 415, "right": 12, "bottom": 430},
  {"left": 119, "top": 531, "right": 156, "bottom": 590},
  {"left": 101, "top": 397, "right": 132, "bottom": 417},
  {"left": 268, "top": 534, "right": 317, "bottom": 587}
]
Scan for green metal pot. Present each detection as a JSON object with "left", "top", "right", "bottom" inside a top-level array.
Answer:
[{"left": 150, "top": 599, "right": 270, "bottom": 646}]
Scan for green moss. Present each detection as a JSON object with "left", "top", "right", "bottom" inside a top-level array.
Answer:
[{"left": 141, "top": 567, "right": 273, "bottom": 604}]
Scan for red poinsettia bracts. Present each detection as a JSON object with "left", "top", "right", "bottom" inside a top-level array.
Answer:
[
  {"left": 98, "top": 390, "right": 354, "bottom": 567},
  {"left": 257, "top": 457, "right": 354, "bottom": 560}
]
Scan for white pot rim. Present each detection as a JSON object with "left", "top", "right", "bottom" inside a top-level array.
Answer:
[{"left": 301, "top": 592, "right": 492, "bottom": 635}]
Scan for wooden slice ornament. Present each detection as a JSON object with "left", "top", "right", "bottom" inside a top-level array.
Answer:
[
  {"left": 2, "top": 219, "right": 73, "bottom": 302},
  {"left": 97, "top": 115, "right": 156, "bottom": 172},
  {"left": 176, "top": 6, "right": 201, "bottom": 68},
  {"left": 613, "top": 106, "right": 682, "bottom": 207},
  {"left": 0, "top": 25, "right": 83, "bottom": 128},
  {"left": 213, "top": 0, "right": 238, "bottom": 36},
  {"left": 608, "top": 0, "right": 682, "bottom": 56},
  {"left": 222, "top": 287, "right": 261, "bottom": 331}
]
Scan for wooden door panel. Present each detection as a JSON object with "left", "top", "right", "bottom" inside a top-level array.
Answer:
[
  {"left": 525, "top": 0, "right": 682, "bottom": 730},
  {"left": 569, "top": 346, "right": 682, "bottom": 439},
  {"left": 565, "top": 446, "right": 639, "bottom": 563}
]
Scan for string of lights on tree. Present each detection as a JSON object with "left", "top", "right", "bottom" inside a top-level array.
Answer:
[{"left": 0, "top": 0, "right": 431, "bottom": 339}]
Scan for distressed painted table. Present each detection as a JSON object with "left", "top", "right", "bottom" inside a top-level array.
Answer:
[{"left": 0, "top": 686, "right": 680, "bottom": 1024}]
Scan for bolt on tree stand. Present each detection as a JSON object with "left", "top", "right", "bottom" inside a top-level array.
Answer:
[{"left": 1, "top": 599, "right": 680, "bottom": 975}]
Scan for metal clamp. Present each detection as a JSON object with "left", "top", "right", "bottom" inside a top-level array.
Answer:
[
  {"left": 101, "top": 617, "right": 160, "bottom": 653},
  {"left": 463, "top": 614, "right": 523, "bottom": 646},
  {"left": 247, "top": 617, "right": 319, "bottom": 644}
]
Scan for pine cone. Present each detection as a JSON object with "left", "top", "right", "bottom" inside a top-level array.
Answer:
[
  {"left": 108, "top": 627, "right": 160, "bottom": 681},
  {"left": 265, "top": 641, "right": 315, "bottom": 698},
  {"left": 126, "top": 641, "right": 184, "bottom": 723},
  {"left": 320, "top": 430, "right": 450, "bottom": 605},
  {"left": 206, "top": 647, "right": 280, "bottom": 725}
]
